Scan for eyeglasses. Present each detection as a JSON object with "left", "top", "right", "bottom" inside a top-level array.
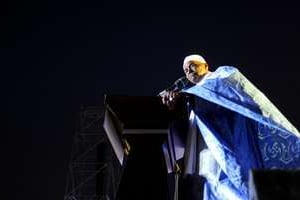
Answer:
[
  {"left": 188, "top": 63, "right": 197, "bottom": 71},
  {"left": 184, "top": 63, "right": 197, "bottom": 73}
]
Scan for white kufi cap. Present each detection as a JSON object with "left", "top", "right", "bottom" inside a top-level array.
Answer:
[{"left": 183, "top": 54, "right": 206, "bottom": 69}]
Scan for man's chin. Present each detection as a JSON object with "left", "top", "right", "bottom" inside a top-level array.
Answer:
[{"left": 190, "top": 77, "right": 201, "bottom": 84}]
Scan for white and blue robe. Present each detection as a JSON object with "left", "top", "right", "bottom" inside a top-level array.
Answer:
[{"left": 169, "top": 66, "right": 300, "bottom": 200}]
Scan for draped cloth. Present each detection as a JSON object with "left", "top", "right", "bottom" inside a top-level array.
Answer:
[{"left": 181, "top": 66, "right": 300, "bottom": 200}]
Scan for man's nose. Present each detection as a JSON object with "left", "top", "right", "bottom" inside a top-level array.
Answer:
[
  {"left": 189, "top": 64, "right": 197, "bottom": 71},
  {"left": 187, "top": 66, "right": 195, "bottom": 73}
]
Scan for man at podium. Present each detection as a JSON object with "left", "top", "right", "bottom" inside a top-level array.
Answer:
[{"left": 159, "top": 54, "right": 300, "bottom": 200}]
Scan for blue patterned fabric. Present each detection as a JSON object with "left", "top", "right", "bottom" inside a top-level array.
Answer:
[{"left": 182, "top": 66, "right": 300, "bottom": 200}]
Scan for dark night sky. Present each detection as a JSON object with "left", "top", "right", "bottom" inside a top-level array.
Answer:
[{"left": 1, "top": 1, "right": 300, "bottom": 200}]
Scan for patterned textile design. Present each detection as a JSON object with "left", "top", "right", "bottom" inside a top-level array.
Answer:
[{"left": 258, "top": 123, "right": 300, "bottom": 168}]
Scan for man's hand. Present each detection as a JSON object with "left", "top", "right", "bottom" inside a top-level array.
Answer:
[{"left": 159, "top": 90, "right": 181, "bottom": 110}]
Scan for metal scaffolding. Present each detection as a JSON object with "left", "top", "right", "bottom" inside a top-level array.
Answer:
[{"left": 64, "top": 105, "right": 122, "bottom": 200}]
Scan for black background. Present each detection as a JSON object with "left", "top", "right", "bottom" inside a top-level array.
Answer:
[{"left": 1, "top": 1, "right": 300, "bottom": 200}]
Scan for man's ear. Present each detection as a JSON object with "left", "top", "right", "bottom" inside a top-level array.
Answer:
[{"left": 196, "top": 63, "right": 209, "bottom": 76}]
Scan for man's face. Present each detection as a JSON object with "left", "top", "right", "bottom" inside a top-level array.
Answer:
[{"left": 183, "top": 61, "right": 208, "bottom": 84}]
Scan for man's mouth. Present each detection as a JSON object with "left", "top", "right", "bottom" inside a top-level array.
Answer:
[{"left": 190, "top": 72, "right": 198, "bottom": 77}]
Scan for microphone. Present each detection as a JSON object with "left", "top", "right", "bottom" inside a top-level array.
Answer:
[{"left": 159, "top": 76, "right": 189, "bottom": 96}]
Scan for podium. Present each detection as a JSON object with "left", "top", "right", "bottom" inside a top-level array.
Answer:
[{"left": 103, "top": 95, "right": 173, "bottom": 200}]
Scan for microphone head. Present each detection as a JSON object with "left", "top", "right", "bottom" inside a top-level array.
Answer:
[
  {"left": 158, "top": 76, "right": 189, "bottom": 97},
  {"left": 173, "top": 76, "right": 189, "bottom": 91}
]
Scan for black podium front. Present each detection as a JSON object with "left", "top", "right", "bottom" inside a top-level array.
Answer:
[{"left": 103, "top": 95, "right": 173, "bottom": 200}]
